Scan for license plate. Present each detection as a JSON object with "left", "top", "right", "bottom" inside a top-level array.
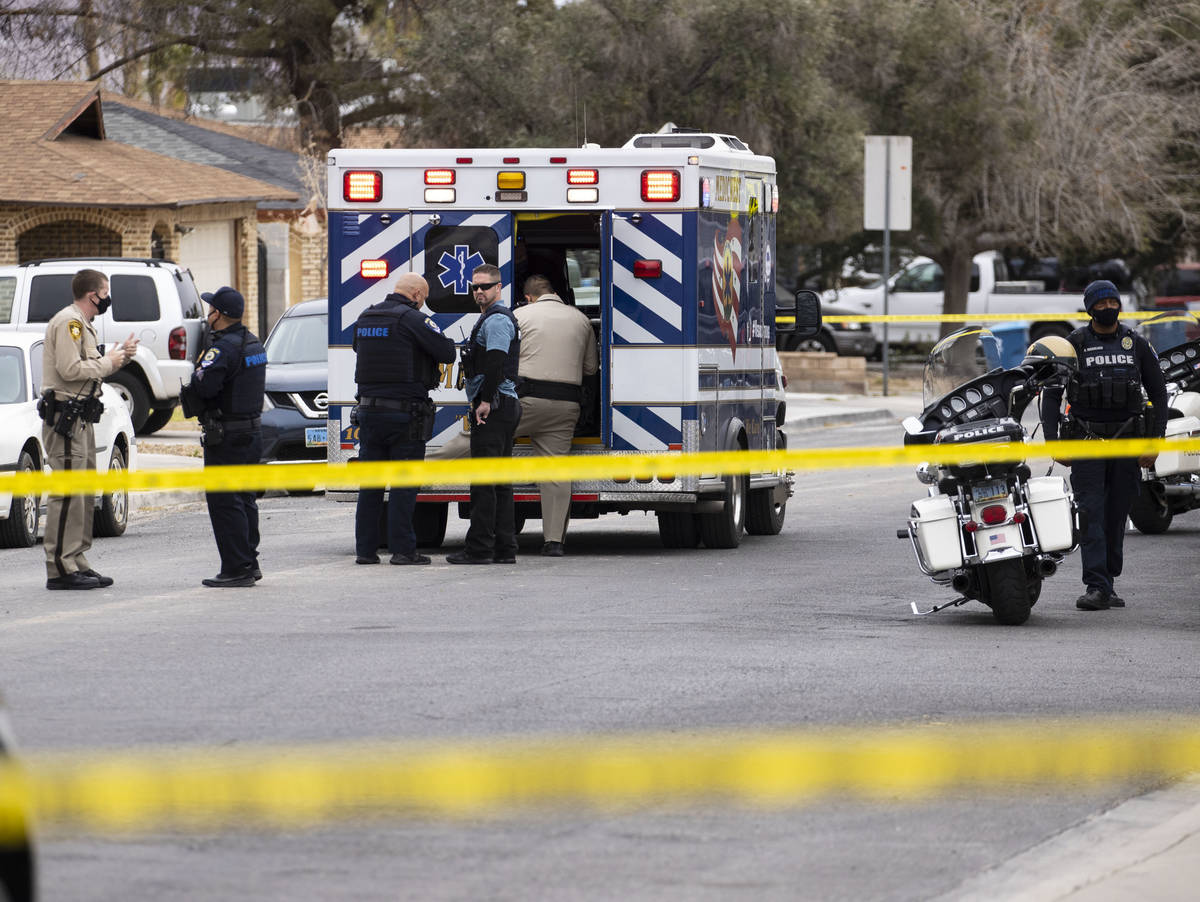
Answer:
[
  {"left": 304, "top": 426, "right": 327, "bottom": 448},
  {"left": 970, "top": 479, "right": 1008, "bottom": 503}
]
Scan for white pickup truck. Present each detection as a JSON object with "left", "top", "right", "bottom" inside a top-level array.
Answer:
[{"left": 825, "top": 250, "right": 1134, "bottom": 347}]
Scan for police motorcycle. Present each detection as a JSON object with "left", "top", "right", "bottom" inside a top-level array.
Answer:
[
  {"left": 1129, "top": 311, "right": 1200, "bottom": 534},
  {"left": 898, "top": 328, "right": 1081, "bottom": 625}
]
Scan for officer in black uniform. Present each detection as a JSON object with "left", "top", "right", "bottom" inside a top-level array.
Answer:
[
  {"left": 180, "top": 286, "right": 267, "bottom": 588},
  {"left": 1038, "top": 279, "right": 1168, "bottom": 610},
  {"left": 353, "top": 273, "right": 456, "bottom": 565}
]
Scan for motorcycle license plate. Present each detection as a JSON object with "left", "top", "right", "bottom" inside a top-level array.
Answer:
[
  {"left": 970, "top": 479, "right": 1008, "bottom": 503},
  {"left": 304, "top": 426, "right": 328, "bottom": 448}
]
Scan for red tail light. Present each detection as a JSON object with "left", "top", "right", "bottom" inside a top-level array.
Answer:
[
  {"left": 1012, "top": 512, "right": 1027, "bottom": 524},
  {"left": 964, "top": 521, "right": 980, "bottom": 533},
  {"left": 168, "top": 326, "right": 186, "bottom": 360},
  {"left": 344, "top": 170, "right": 382, "bottom": 202},
  {"left": 980, "top": 504, "right": 1007, "bottom": 525},
  {"left": 641, "top": 170, "right": 680, "bottom": 202}
]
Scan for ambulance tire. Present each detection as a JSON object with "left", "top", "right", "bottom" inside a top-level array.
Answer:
[
  {"left": 414, "top": 502, "right": 449, "bottom": 548},
  {"left": 657, "top": 511, "right": 701, "bottom": 549},
  {"left": 698, "top": 473, "right": 747, "bottom": 549},
  {"left": 746, "top": 488, "right": 786, "bottom": 535}
]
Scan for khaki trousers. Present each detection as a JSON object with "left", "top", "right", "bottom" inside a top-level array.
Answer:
[
  {"left": 514, "top": 396, "right": 580, "bottom": 543},
  {"left": 428, "top": 397, "right": 581, "bottom": 542},
  {"left": 43, "top": 420, "right": 96, "bottom": 578}
]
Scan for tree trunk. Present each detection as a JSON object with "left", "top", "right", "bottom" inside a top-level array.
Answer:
[{"left": 938, "top": 246, "right": 975, "bottom": 339}]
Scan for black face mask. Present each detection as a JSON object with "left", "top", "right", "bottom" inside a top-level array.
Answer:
[
  {"left": 1091, "top": 307, "right": 1120, "bottom": 328},
  {"left": 95, "top": 293, "right": 112, "bottom": 315}
]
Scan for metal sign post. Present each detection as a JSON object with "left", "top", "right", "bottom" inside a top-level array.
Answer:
[{"left": 864, "top": 136, "right": 912, "bottom": 396}]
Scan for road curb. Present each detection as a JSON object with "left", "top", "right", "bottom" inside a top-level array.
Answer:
[{"left": 786, "top": 408, "right": 899, "bottom": 430}]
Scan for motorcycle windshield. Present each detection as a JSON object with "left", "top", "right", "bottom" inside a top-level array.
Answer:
[
  {"left": 1137, "top": 309, "right": 1199, "bottom": 354},
  {"left": 922, "top": 327, "right": 1003, "bottom": 408}
]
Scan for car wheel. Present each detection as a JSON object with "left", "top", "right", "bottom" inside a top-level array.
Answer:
[
  {"left": 0, "top": 450, "right": 39, "bottom": 548},
  {"left": 93, "top": 446, "right": 129, "bottom": 537},
  {"left": 106, "top": 370, "right": 151, "bottom": 433},
  {"left": 794, "top": 331, "right": 836, "bottom": 354},
  {"left": 139, "top": 406, "right": 176, "bottom": 435}
]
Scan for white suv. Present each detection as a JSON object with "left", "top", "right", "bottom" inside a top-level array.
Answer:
[{"left": 0, "top": 258, "right": 206, "bottom": 434}]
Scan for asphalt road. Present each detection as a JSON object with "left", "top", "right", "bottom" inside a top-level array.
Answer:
[{"left": 1, "top": 417, "right": 1197, "bottom": 900}]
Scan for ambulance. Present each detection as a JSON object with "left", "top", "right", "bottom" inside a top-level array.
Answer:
[{"left": 325, "top": 127, "right": 821, "bottom": 549}]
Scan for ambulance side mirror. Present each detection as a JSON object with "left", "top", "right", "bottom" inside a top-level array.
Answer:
[{"left": 777, "top": 289, "right": 822, "bottom": 339}]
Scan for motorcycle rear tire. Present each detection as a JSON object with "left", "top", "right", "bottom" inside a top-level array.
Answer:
[{"left": 983, "top": 559, "right": 1033, "bottom": 626}]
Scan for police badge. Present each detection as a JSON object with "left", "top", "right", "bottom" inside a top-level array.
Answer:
[
  {"left": 1122, "top": 336, "right": 1133, "bottom": 350},
  {"left": 68, "top": 319, "right": 83, "bottom": 341}
]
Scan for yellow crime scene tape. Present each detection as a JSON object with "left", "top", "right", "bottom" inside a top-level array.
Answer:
[
  {"left": 1, "top": 437, "right": 1197, "bottom": 497},
  {"left": 2, "top": 718, "right": 1200, "bottom": 839},
  {"left": 781, "top": 310, "right": 1173, "bottom": 324}
]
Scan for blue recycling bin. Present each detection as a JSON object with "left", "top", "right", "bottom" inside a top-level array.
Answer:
[{"left": 991, "top": 321, "right": 1030, "bottom": 369}]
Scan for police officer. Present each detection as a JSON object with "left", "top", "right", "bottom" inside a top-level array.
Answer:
[
  {"left": 352, "top": 273, "right": 456, "bottom": 565},
  {"left": 446, "top": 263, "right": 522, "bottom": 565},
  {"left": 180, "top": 286, "right": 267, "bottom": 588},
  {"left": 1038, "top": 279, "right": 1168, "bottom": 610},
  {"left": 514, "top": 274, "right": 599, "bottom": 556},
  {"left": 41, "top": 269, "right": 137, "bottom": 590}
]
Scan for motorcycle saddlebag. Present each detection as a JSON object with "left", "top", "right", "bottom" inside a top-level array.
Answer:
[
  {"left": 1154, "top": 415, "right": 1200, "bottom": 477},
  {"left": 1025, "top": 476, "right": 1074, "bottom": 552},
  {"left": 912, "top": 494, "right": 963, "bottom": 572}
]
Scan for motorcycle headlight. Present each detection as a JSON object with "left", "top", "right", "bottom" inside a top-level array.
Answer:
[{"left": 916, "top": 462, "right": 939, "bottom": 485}]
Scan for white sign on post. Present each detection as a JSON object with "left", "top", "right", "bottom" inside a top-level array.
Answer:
[{"left": 863, "top": 136, "right": 912, "bottom": 231}]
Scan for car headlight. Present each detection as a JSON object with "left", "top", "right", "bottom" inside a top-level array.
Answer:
[{"left": 832, "top": 321, "right": 866, "bottom": 332}]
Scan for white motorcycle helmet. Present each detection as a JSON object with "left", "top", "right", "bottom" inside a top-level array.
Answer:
[{"left": 1021, "top": 335, "right": 1078, "bottom": 373}]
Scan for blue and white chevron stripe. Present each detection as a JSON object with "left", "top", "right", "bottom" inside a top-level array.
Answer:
[{"left": 611, "top": 213, "right": 684, "bottom": 345}]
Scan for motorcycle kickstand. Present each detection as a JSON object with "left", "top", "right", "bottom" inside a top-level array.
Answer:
[{"left": 910, "top": 596, "right": 971, "bottom": 616}]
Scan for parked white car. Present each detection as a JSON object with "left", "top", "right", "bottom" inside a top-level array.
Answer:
[{"left": 0, "top": 331, "right": 135, "bottom": 548}]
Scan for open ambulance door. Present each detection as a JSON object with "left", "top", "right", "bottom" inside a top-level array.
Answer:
[{"left": 412, "top": 211, "right": 515, "bottom": 447}]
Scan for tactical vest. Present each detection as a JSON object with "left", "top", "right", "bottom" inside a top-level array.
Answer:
[
  {"left": 1065, "top": 326, "right": 1144, "bottom": 416},
  {"left": 464, "top": 303, "right": 521, "bottom": 383},
  {"left": 213, "top": 325, "right": 267, "bottom": 418},
  {"left": 354, "top": 299, "right": 441, "bottom": 390}
]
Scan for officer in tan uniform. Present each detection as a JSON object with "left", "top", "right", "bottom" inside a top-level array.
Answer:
[
  {"left": 40, "top": 269, "right": 136, "bottom": 590},
  {"left": 513, "top": 274, "right": 598, "bottom": 556}
]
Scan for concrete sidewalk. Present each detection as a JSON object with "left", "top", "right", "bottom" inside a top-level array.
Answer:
[
  {"left": 944, "top": 776, "right": 1200, "bottom": 901},
  {"left": 785, "top": 390, "right": 925, "bottom": 430}
]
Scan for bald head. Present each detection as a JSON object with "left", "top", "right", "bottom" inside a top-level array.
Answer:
[{"left": 394, "top": 273, "right": 429, "bottom": 305}]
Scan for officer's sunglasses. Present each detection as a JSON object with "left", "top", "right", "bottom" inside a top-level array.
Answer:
[{"left": 469, "top": 281, "right": 500, "bottom": 292}]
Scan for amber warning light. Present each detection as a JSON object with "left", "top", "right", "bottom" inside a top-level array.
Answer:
[{"left": 344, "top": 170, "right": 382, "bottom": 202}]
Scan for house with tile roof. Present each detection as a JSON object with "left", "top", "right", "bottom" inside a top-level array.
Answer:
[{"left": 0, "top": 79, "right": 300, "bottom": 334}]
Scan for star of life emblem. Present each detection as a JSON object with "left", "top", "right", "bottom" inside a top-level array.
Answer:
[{"left": 438, "top": 245, "right": 486, "bottom": 295}]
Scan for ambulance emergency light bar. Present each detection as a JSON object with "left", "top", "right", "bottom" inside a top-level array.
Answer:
[{"left": 340, "top": 166, "right": 684, "bottom": 205}]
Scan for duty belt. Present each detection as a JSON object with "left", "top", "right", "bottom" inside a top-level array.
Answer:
[
  {"left": 517, "top": 378, "right": 581, "bottom": 403},
  {"left": 359, "top": 397, "right": 423, "bottom": 412},
  {"left": 222, "top": 415, "right": 261, "bottom": 430},
  {"left": 1070, "top": 416, "right": 1139, "bottom": 439}
]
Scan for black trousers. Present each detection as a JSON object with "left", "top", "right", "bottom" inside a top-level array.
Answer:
[
  {"left": 355, "top": 408, "right": 425, "bottom": 557},
  {"left": 1070, "top": 456, "right": 1139, "bottom": 596},
  {"left": 204, "top": 429, "right": 262, "bottom": 576},
  {"left": 465, "top": 394, "right": 520, "bottom": 558}
]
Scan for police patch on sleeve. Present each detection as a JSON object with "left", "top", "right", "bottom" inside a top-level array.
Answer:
[
  {"left": 423, "top": 317, "right": 443, "bottom": 334},
  {"left": 199, "top": 348, "right": 221, "bottom": 368},
  {"left": 1122, "top": 336, "right": 1133, "bottom": 350},
  {"left": 68, "top": 319, "right": 83, "bottom": 341}
]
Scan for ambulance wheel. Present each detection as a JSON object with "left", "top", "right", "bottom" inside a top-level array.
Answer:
[
  {"left": 746, "top": 488, "right": 786, "bottom": 535},
  {"left": 1130, "top": 483, "right": 1173, "bottom": 534},
  {"left": 657, "top": 511, "right": 700, "bottom": 549},
  {"left": 698, "top": 473, "right": 747, "bottom": 549},
  {"left": 414, "top": 503, "right": 448, "bottom": 548}
]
